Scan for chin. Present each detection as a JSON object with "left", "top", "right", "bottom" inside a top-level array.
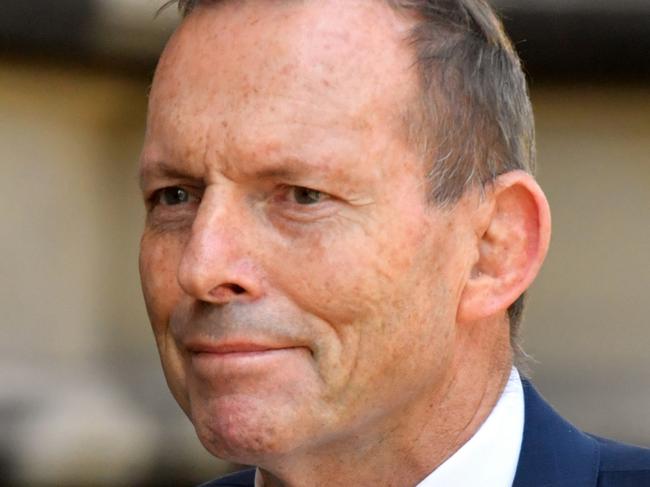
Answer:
[{"left": 190, "top": 392, "right": 306, "bottom": 463}]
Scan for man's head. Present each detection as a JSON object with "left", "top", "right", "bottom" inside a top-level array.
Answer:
[
  {"left": 139, "top": 0, "right": 549, "bottom": 479},
  {"left": 171, "top": 0, "right": 537, "bottom": 351}
]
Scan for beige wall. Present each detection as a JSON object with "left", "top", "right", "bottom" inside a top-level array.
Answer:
[
  {"left": 525, "top": 84, "right": 650, "bottom": 443},
  {"left": 1, "top": 58, "right": 648, "bottom": 483},
  {"left": 2, "top": 61, "right": 146, "bottom": 365}
]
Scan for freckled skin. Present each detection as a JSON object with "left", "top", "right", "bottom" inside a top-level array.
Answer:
[{"left": 139, "top": 1, "right": 519, "bottom": 486}]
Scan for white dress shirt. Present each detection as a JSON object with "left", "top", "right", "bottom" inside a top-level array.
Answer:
[{"left": 254, "top": 368, "right": 524, "bottom": 487}]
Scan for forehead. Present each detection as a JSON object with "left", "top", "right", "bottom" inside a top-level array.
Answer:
[{"left": 143, "top": 0, "right": 418, "bottom": 166}]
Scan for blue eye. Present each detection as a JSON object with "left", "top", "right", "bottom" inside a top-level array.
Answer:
[
  {"left": 291, "top": 187, "right": 324, "bottom": 205},
  {"left": 159, "top": 187, "right": 190, "bottom": 206}
]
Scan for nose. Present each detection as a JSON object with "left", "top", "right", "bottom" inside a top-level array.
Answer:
[{"left": 177, "top": 192, "right": 265, "bottom": 305}]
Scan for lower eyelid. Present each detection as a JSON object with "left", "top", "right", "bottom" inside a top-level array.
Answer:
[{"left": 277, "top": 202, "right": 338, "bottom": 221}]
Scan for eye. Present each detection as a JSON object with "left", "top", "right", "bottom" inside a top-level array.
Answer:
[
  {"left": 155, "top": 187, "right": 192, "bottom": 206},
  {"left": 290, "top": 186, "right": 326, "bottom": 205}
]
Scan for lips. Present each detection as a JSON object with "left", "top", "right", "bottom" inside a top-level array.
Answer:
[
  {"left": 186, "top": 340, "right": 302, "bottom": 356},
  {"left": 184, "top": 339, "right": 308, "bottom": 378}
]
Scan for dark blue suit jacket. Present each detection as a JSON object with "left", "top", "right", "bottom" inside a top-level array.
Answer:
[{"left": 201, "top": 380, "right": 650, "bottom": 486}]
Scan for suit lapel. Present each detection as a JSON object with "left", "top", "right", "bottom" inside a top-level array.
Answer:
[{"left": 512, "top": 379, "right": 600, "bottom": 487}]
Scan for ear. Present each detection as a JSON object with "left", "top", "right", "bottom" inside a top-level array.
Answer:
[{"left": 457, "top": 170, "right": 551, "bottom": 323}]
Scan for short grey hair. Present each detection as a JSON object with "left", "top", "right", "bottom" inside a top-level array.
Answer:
[{"left": 163, "top": 0, "right": 535, "bottom": 364}]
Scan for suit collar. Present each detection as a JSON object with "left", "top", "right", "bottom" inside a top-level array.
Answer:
[{"left": 512, "top": 379, "right": 600, "bottom": 487}]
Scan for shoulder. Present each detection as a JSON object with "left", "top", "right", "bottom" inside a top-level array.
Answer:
[
  {"left": 590, "top": 435, "right": 650, "bottom": 486},
  {"left": 515, "top": 378, "right": 650, "bottom": 487},
  {"left": 197, "top": 468, "right": 256, "bottom": 487}
]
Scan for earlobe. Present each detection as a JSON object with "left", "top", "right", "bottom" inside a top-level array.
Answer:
[{"left": 457, "top": 171, "right": 551, "bottom": 323}]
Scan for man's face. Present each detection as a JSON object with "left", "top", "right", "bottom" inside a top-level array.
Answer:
[{"left": 140, "top": 0, "right": 475, "bottom": 463}]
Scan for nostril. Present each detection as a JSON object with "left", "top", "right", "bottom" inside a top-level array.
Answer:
[
  {"left": 228, "top": 284, "right": 246, "bottom": 295},
  {"left": 207, "top": 283, "right": 248, "bottom": 302}
]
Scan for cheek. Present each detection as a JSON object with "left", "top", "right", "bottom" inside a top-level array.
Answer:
[
  {"left": 268, "top": 218, "right": 435, "bottom": 376},
  {"left": 280, "top": 212, "right": 457, "bottom": 344},
  {"left": 139, "top": 232, "right": 184, "bottom": 329},
  {"left": 274, "top": 215, "right": 432, "bottom": 327},
  {"left": 140, "top": 231, "right": 193, "bottom": 411},
  {"left": 273, "top": 233, "right": 390, "bottom": 327}
]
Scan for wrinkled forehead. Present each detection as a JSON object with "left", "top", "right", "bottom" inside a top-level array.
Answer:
[{"left": 147, "top": 0, "right": 418, "bottom": 134}]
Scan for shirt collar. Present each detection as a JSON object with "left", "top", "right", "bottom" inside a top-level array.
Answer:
[
  {"left": 254, "top": 468, "right": 264, "bottom": 487},
  {"left": 255, "top": 368, "right": 524, "bottom": 487}
]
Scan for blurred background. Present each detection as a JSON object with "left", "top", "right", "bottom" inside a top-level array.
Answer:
[{"left": 1, "top": 0, "right": 648, "bottom": 485}]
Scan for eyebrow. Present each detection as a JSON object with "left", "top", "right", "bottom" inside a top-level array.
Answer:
[
  {"left": 138, "top": 155, "right": 344, "bottom": 191},
  {"left": 138, "top": 161, "right": 203, "bottom": 191},
  {"left": 243, "top": 158, "right": 318, "bottom": 181}
]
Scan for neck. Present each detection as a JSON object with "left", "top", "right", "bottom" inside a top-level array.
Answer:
[{"left": 259, "top": 318, "right": 513, "bottom": 487}]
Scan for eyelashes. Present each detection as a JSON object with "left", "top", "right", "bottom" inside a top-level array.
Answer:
[
  {"left": 145, "top": 184, "right": 337, "bottom": 228},
  {"left": 148, "top": 185, "right": 331, "bottom": 208},
  {"left": 148, "top": 186, "right": 201, "bottom": 208},
  {"left": 286, "top": 186, "right": 330, "bottom": 205}
]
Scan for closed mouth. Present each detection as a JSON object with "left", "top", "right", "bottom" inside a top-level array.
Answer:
[{"left": 186, "top": 341, "right": 303, "bottom": 356}]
